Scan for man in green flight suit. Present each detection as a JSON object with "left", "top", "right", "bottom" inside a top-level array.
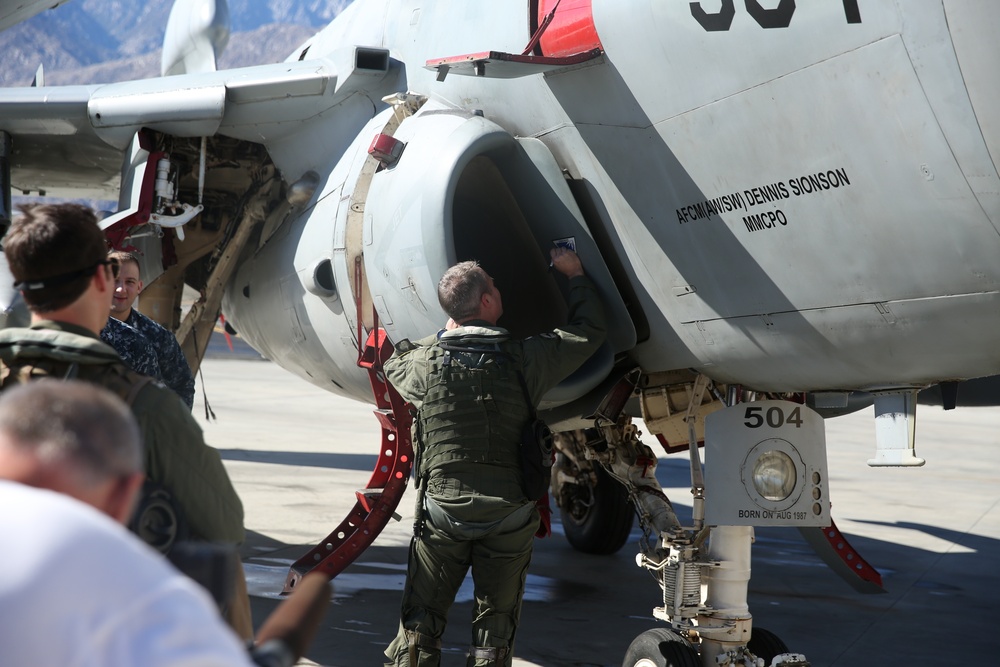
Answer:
[
  {"left": 383, "top": 247, "right": 606, "bottom": 667},
  {"left": 0, "top": 203, "right": 252, "bottom": 640}
]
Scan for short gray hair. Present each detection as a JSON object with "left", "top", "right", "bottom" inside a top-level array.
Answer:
[
  {"left": 0, "top": 380, "right": 141, "bottom": 487},
  {"left": 437, "top": 260, "right": 491, "bottom": 322}
]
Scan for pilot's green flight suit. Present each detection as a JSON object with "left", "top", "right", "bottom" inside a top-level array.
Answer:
[{"left": 382, "top": 275, "right": 606, "bottom": 667}]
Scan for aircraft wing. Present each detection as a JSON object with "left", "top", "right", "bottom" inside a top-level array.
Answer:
[
  {"left": 0, "top": 0, "right": 73, "bottom": 32},
  {"left": 0, "top": 48, "right": 393, "bottom": 199}
]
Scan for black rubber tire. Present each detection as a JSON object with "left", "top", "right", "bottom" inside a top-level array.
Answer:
[
  {"left": 622, "top": 628, "right": 700, "bottom": 667},
  {"left": 747, "top": 626, "right": 790, "bottom": 666},
  {"left": 560, "top": 462, "right": 635, "bottom": 554}
]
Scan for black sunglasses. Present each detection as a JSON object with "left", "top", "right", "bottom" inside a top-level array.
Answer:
[
  {"left": 14, "top": 256, "right": 120, "bottom": 291},
  {"left": 105, "top": 257, "right": 121, "bottom": 280}
]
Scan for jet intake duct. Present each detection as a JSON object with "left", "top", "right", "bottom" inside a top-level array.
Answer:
[{"left": 362, "top": 106, "right": 631, "bottom": 409}]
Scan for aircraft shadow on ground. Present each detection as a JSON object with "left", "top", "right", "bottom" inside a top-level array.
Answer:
[
  {"left": 220, "top": 447, "right": 693, "bottom": 477},
  {"left": 239, "top": 510, "right": 1000, "bottom": 666},
  {"left": 653, "top": 456, "right": 697, "bottom": 489},
  {"left": 229, "top": 442, "right": 1000, "bottom": 665},
  {"left": 218, "top": 448, "right": 376, "bottom": 471}
]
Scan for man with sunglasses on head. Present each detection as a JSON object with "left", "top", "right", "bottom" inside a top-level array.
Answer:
[{"left": 0, "top": 203, "right": 253, "bottom": 640}]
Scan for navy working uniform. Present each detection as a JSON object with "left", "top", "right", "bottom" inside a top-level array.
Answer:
[
  {"left": 101, "top": 316, "right": 160, "bottom": 379},
  {"left": 382, "top": 274, "right": 606, "bottom": 667},
  {"left": 102, "top": 309, "right": 196, "bottom": 409}
]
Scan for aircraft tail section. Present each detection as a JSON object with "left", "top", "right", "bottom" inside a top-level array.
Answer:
[{"left": 162, "top": 0, "right": 231, "bottom": 77}]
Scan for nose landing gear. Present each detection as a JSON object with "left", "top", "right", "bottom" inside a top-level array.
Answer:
[{"left": 556, "top": 373, "right": 815, "bottom": 667}]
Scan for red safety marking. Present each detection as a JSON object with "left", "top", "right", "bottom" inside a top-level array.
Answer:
[
  {"left": 100, "top": 130, "right": 180, "bottom": 270},
  {"left": 655, "top": 433, "right": 705, "bottom": 455},
  {"left": 368, "top": 133, "right": 405, "bottom": 167},
  {"left": 102, "top": 131, "right": 158, "bottom": 250},
  {"left": 536, "top": 0, "right": 602, "bottom": 57},
  {"left": 283, "top": 326, "right": 413, "bottom": 594},
  {"left": 636, "top": 455, "right": 656, "bottom": 479}
]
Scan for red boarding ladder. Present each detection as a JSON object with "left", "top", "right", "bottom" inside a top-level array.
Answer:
[
  {"left": 799, "top": 520, "right": 885, "bottom": 594},
  {"left": 282, "top": 326, "right": 413, "bottom": 594}
]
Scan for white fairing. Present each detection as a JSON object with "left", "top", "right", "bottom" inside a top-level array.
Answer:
[{"left": 223, "top": 127, "right": 372, "bottom": 402}]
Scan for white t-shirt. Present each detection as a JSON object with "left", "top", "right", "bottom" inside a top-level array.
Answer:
[{"left": 0, "top": 480, "right": 255, "bottom": 667}]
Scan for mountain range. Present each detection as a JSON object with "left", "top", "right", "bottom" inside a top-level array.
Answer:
[{"left": 0, "top": 0, "right": 354, "bottom": 87}]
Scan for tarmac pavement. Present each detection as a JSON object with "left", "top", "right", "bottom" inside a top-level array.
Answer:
[{"left": 193, "top": 346, "right": 1000, "bottom": 667}]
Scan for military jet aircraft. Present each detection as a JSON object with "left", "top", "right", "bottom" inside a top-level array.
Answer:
[{"left": 1, "top": 0, "right": 998, "bottom": 664}]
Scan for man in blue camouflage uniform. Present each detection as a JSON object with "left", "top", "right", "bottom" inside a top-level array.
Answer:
[
  {"left": 101, "top": 315, "right": 160, "bottom": 379},
  {"left": 383, "top": 248, "right": 606, "bottom": 667},
  {"left": 102, "top": 251, "right": 196, "bottom": 409}
]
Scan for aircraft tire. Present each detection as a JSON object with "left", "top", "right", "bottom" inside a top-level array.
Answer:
[
  {"left": 559, "top": 463, "right": 634, "bottom": 555},
  {"left": 622, "top": 628, "right": 700, "bottom": 667},
  {"left": 747, "top": 626, "right": 790, "bottom": 665}
]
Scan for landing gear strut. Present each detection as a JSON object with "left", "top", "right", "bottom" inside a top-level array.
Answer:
[{"left": 556, "top": 373, "right": 815, "bottom": 667}]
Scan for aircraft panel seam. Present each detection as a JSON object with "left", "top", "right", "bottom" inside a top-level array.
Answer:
[{"left": 679, "top": 290, "right": 1000, "bottom": 325}]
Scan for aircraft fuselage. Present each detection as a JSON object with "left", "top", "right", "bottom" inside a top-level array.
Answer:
[{"left": 223, "top": 0, "right": 1000, "bottom": 404}]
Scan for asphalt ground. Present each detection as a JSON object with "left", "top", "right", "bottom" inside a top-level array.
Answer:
[{"left": 195, "top": 336, "right": 1000, "bottom": 667}]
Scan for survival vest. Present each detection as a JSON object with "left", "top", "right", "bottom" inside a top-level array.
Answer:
[{"left": 415, "top": 339, "right": 530, "bottom": 479}]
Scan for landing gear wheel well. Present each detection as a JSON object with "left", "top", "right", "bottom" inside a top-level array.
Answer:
[{"left": 558, "top": 458, "right": 635, "bottom": 554}]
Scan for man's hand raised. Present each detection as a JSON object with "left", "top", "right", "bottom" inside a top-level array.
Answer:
[{"left": 550, "top": 247, "right": 584, "bottom": 278}]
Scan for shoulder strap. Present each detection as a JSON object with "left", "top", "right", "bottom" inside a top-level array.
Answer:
[
  {"left": 94, "top": 365, "right": 155, "bottom": 408},
  {"left": 0, "top": 358, "right": 80, "bottom": 386},
  {"left": 436, "top": 340, "right": 512, "bottom": 370},
  {"left": 0, "top": 356, "right": 153, "bottom": 408},
  {"left": 123, "top": 375, "right": 155, "bottom": 407}
]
